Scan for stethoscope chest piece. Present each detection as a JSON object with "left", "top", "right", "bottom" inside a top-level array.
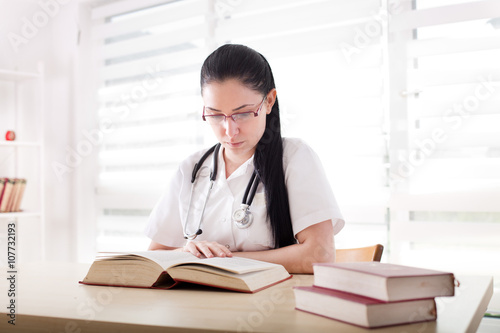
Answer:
[{"left": 232, "top": 204, "right": 253, "bottom": 229}]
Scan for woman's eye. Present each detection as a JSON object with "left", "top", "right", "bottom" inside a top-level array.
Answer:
[
  {"left": 209, "top": 114, "right": 224, "bottom": 119},
  {"left": 205, "top": 114, "right": 225, "bottom": 123},
  {"left": 234, "top": 112, "right": 252, "bottom": 120}
]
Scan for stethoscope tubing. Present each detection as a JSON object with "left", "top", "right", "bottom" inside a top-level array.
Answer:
[
  {"left": 243, "top": 171, "right": 260, "bottom": 206},
  {"left": 183, "top": 143, "right": 260, "bottom": 239}
]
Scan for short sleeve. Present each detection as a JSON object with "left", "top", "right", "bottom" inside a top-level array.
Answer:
[
  {"left": 144, "top": 166, "right": 186, "bottom": 247},
  {"left": 283, "top": 138, "right": 345, "bottom": 236}
]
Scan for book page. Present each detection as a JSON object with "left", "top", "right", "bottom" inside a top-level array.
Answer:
[
  {"left": 103, "top": 251, "right": 199, "bottom": 269},
  {"left": 97, "top": 251, "right": 280, "bottom": 274},
  {"left": 174, "top": 256, "right": 280, "bottom": 274}
]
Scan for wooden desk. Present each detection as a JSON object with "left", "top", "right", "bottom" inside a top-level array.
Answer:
[{"left": 0, "top": 262, "right": 493, "bottom": 333}]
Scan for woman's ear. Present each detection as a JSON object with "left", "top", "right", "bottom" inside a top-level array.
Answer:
[{"left": 266, "top": 88, "right": 277, "bottom": 114}]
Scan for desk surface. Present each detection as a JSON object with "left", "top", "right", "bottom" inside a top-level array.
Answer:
[{"left": 0, "top": 262, "right": 493, "bottom": 333}]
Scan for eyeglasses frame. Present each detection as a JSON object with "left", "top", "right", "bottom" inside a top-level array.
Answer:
[{"left": 202, "top": 96, "right": 267, "bottom": 123}]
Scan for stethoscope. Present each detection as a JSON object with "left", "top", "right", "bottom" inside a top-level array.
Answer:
[{"left": 183, "top": 143, "right": 261, "bottom": 240}]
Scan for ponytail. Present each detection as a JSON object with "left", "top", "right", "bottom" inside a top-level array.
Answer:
[
  {"left": 200, "top": 44, "right": 296, "bottom": 248},
  {"left": 254, "top": 96, "right": 296, "bottom": 248}
]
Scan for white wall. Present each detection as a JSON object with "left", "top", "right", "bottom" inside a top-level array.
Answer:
[{"left": 0, "top": 0, "right": 95, "bottom": 262}]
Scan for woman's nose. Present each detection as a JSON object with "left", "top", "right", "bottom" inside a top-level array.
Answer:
[{"left": 223, "top": 117, "right": 239, "bottom": 137}]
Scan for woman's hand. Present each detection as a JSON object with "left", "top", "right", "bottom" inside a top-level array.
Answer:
[{"left": 178, "top": 240, "right": 233, "bottom": 258}]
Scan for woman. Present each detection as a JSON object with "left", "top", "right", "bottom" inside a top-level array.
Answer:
[{"left": 145, "top": 44, "right": 344, "bottom": 273}]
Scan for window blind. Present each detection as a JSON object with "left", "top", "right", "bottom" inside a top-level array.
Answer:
[
  {"left": 90, "top": 0, "right": 214, "bottom": 251},
  {"left": 388, "top": 0, "right": 500, "bottom": 278},
  {"left": 89, "top": 0, "right": 390, "bottom": 252},
  {"left": 218, "top": 0, "right": 391, "bottom": 249},
  {"left": 88, "top": 0, "right": 500, "bottom": 283}
]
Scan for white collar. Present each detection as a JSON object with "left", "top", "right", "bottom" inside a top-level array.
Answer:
[{"left": 219, "top": 147, "right": 255, "bottom": 181}]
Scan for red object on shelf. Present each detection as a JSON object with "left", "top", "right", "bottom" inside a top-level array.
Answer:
[{"left": 5, "top": 130, "right": 16, "bottom": 141}]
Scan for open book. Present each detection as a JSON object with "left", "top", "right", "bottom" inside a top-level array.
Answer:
[{"left": 80, "top": 251, "right": 291, "bottom": 293}]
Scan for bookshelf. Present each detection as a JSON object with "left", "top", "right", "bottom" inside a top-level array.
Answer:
[{"left": 0, "top": 65, "right": 45, "bottom": 260}]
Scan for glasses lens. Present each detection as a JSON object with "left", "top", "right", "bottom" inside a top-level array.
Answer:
[
  {"left": 205, "top": 115, "right": 224, "bottom": 124},
  {"left": 232, "top": 112, "right": 253, "bottom": 123}
]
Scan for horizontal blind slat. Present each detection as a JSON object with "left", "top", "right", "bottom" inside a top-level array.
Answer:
[
  {"left": 102, "top": 121, "right": 199, "bottom": 145},
  {"left": 409, "top": 100, "right": 500, "bottom": 117},
  {"left": 100, "top": 144, "right": 199, "bottom": 166},
  {"left": 98, "top": 72, "right": 200, "bottom": 103},
  {"left": 216, "top": 0, "right": 380, "bottom": 41},
  {"left": 390, "top": 190, "right": 500, "bottom": 212},
  {"left": 91, "top": 0, "right": 207, "bottom": 40},
  {"left": 237, "top": 24, "right": 383, "bottom": 62},
  {"left": 226, "top": 0, "right": 374, "bottom": 16},
  {"left": 413, "top": 132, "right": 500, "bottom": 148},
  {"left": 100, "top": 48, "right": 205, "bottom": 82},
  {"left": 407, "top": 36, "right": 500, "bottom": 57},
  {"left": 91, "top": 0, "right": 174, "bottom": 20},
  {"left": 408, "top": 69, "right": 500, "bottom": 87},
  {"left": 390, "top": 0, "right": 500, "bottom": 32},
  {"left": 417, "top": 114, "right": 500, "bottom": 133},
  {"left": 413, "top": 158, "right": 500, "bottom": 178},
  {"left": 102, "top": 24, "right": 209, "bottom": 60},
  {"left": 99, "top": 96, "right": 201, "bottom": 121}
]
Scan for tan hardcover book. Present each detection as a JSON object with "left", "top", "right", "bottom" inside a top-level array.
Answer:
[
  {"left": 0, "top": 178, "right": 15, "bottom": 213},
  {"left": 12, "top": 178, "right": 27, "bottom": 212},
  {"left": 80, "top": 251, "right": 291, "bottom": 293},
  {"left": 6, "top": 178, "right": 20, "bottom": 212}
]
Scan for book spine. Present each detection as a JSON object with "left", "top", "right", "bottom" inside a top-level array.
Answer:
[
  {"left": 0, "top": 178, "right": 6, "bottom": 207},
  {"left": 0, "top": 178, "right": 15, "bottom": 212},
  {"left": 13, "top": 179, "right": 27, "bottom": 212}
]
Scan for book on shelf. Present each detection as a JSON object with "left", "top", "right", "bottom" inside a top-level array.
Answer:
[
  {"left": 0, "top": 178, "right": 13, "bottom": 212},
  {"left": 12, "top": 178, "right": 27, "bottom": 212},
  {"left": 294, "top": 286, "right": 437, "bottom": 329},
  {"left": 0, "top": 178, "right": 6, "bottom": 209},
  {"left": 0, "top": 178, "right": 27, "bottom": 213},
  {"left": 80, "top": 251, "right": 291, "bottom": 293},
  {"left": 313, "top": 262, "right": 455, "bottom": 302},
  {"left": 7, "top": 178, "right": 20, "bottom": 212}
]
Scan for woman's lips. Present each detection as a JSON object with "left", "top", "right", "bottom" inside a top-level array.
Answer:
[{"left": 226, "top": 141, "right": 243, "bottom": 148}]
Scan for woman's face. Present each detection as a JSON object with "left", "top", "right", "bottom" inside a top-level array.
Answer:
[{"left": 202, "top": 79, "right": 275, "bottom": 163}]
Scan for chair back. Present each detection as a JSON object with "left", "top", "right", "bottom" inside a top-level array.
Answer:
[{"left": 335, "top": 244, "right": 384, "bottom": 263}]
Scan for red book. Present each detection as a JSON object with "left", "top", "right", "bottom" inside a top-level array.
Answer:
[
  {"left": 0, "top": 178, "right": 6, "bottom": 206},
  {"left": 294, "top": 285, "right": 437, "bottom": 329},
  {"left": 313, "top": 262, "right": 455, "bottom": 302}
]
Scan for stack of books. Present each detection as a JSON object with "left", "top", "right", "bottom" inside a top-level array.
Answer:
[
  {"left": 294, "top": 262, "right": 456, "bottom": 329},
  {"left": 0, "top": 178, "right": 27, "bottom": 213}
]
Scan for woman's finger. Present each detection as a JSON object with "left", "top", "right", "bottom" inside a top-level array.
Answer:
[
  {"left": 184, "top": 241, "right": 202, "bottom": 258},
  {"left": 196, "top": 242, "right": 215, "bottom": 258},
  {"left": 217, "top": 243, "right": 233, "bottom": 257},
  {"left": 203, "top": 241, "right": 233, "bottom": 258},
  {"left": 189, "top": 241, "right": 233, "bottom": 258}
]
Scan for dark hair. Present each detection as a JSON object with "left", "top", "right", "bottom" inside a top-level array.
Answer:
[{"left": 200, "top": 44, "right": 296, "bottom": 249}]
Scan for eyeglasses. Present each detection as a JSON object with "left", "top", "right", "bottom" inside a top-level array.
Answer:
[{"left": 202, "top": 96, "right": 266, "bottom": 125}]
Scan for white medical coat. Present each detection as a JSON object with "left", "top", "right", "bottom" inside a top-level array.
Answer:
[{"left": 144, "top": 138, "right": 344, "bottom": 251}]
